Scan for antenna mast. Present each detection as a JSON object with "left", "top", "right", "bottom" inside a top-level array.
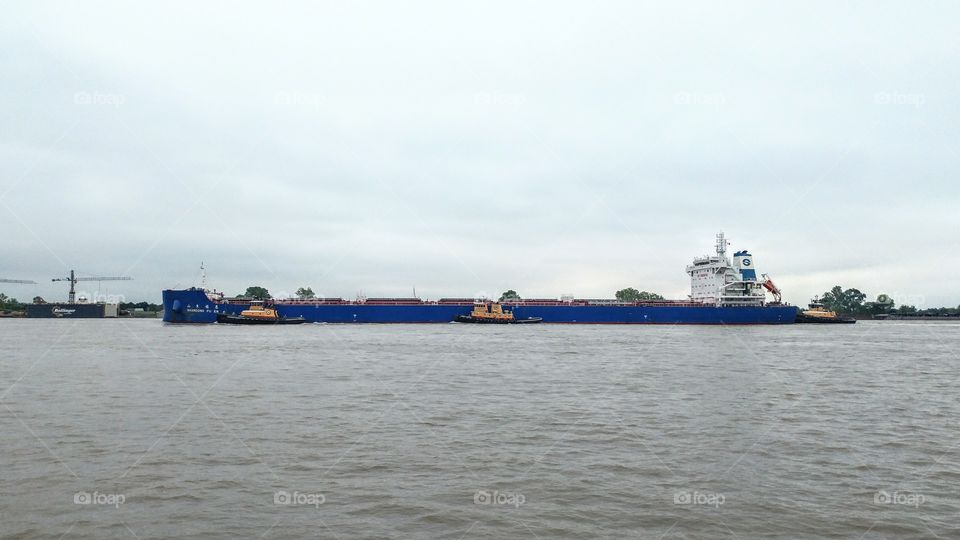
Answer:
[{"left": 715, "top": 232, "right": 729, "bottom": 258}]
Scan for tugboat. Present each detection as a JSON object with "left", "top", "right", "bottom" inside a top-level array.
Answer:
[
  {"left": 794, "top": 300, "right": 856, "bottom": 324},
  {"left": 216, "top": 301, "right": 307, "bottom": 325},
  {"left": 454, "top": 302, "right": 542, "bottom": 324}
]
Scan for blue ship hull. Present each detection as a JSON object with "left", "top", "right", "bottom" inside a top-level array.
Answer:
[{"left": 163, "top": 289, "right": 796, "bottom": 324}]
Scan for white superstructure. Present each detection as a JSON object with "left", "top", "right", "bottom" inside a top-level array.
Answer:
[{"left": 686, "top": 233, "right": 768, "bottom": 306}]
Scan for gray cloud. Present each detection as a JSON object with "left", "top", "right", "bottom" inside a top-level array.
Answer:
[{"left": 1, "top": 1, "right": 958, "bottom": 307}]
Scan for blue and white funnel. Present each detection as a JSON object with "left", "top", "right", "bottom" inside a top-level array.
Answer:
[{"left": 733, "top": 250, "right": 757, "bottom": 281}]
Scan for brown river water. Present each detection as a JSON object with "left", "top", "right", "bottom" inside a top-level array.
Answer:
[{"left": 1, "top": 319, "right": 958, "bottom": 538}]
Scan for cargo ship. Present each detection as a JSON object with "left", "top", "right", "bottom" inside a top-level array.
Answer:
[{"left": 163, "top": 234, "right": 795, "bottom": 324}]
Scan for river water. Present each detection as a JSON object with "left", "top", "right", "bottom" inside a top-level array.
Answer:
[{"left": 1, "top": 319, "right": 958, "bottom": 538}]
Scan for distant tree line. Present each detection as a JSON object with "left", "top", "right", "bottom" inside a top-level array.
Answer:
[
  {"left": 0, "top": 293, "right": 23, "bottom": 312},
  {"left": 237, "top": 287, "right": 321, "bottom": 299},
  {"left": 615, "top": 288, "right": 664, "bottom": 302},
  {"left": 237, "top": 286, "right": 317, "bottom": 300},
  {"left": 818, "top": 285, "right": 959, "bottom": 316},
  {"left": 493, "top": 289, "right": 664, "bottom": 302},
  {"left": 119, "top": 301, "right": 163, "bottom": 312}
]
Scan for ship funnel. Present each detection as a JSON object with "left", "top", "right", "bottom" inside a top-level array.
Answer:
[{"left": 733, "top": 250, "right": 757, "bottom": 281}]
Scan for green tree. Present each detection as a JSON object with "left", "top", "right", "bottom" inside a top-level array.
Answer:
[
  {"left": 615, "top": 287, "right": 640, "bottom": 301},
  {"left": 0, "top": 294, "right": 22, "bottom": 311},
  {"left": 819, "top": 286, "right": 843, "bottom": 311},
  {"left": 616, "top": 288, "right": 665, "bottom": 302},
  {"left": 499, "top": 290, "right": 521, "bottom": 302},
  {"left": 820, "top": 286, "right": 867, "bottom": 315},
  {"left": 243, "top": 286, "right": 271, "bottom": 299},
  {"left": 296, "top": 287, "right": 315, "bottom": 299},
  {"left": 32, "top": 296, "right": 45, "bottom": 304}
]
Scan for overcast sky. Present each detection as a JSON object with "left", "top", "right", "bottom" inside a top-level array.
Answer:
[{"left": 1, "top": 1, "right": 958, "bottom": 307}]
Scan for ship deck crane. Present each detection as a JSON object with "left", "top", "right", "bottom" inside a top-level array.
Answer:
[{"left": 52, "top": 270, "right": 132, "bottom": 303}]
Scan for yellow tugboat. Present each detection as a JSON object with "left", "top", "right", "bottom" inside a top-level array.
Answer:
[
  {"left": 454, "top": 302, "right": 542, "bottom": 324},
  {"left": 217, "top": 301, "right": 306, "bottom": 325},
  {"left": 795, "top": 300, "right": 856, "bottom": 324}
]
